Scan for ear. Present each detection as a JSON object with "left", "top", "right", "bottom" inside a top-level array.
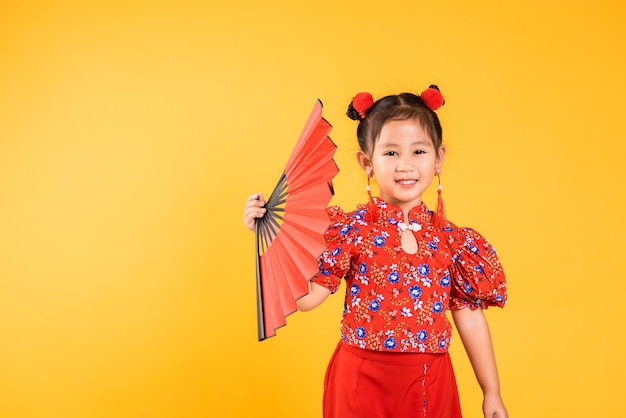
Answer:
[
  {"left": 435, "top": 145, "right": 447, "bottom": 171},
  {"left": 355, "top": 150, "right": 372, "bottom": 174}
]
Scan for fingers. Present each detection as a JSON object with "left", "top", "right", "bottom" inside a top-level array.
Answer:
[
  {"left": 245, "top": 193, "right": 264, "bottom": 204},
  {"left": 484, "top": 407, "right": 508, "bottom": 418},
  {"left": 243, "top": 193, "right": 267, "bottom": 231},
  {"left": 245, "top": 193, "right": 266, "bottom": 208}
]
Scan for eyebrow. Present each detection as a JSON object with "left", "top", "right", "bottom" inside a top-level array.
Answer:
[{"left": 377, "top": 139, "right": 433, "bottom": 147}]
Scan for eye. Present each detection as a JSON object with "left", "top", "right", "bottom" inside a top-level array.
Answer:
[
  {"left": 414, "top": 149, "right": 426, "bottom": 155},
  {"left": 384, "top": 151, "right": 398, "bottom": 156}
]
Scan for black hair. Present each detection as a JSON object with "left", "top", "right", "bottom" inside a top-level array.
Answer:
[{"left": 349, "top": 92, "right": 443, "bottom": 155}]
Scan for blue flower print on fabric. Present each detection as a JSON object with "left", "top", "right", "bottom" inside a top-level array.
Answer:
[
  {"left": 339, "top": 225, "right": 352, "bottom": 236},
  {"left": 432, "top": 301, "right": 443, "bottom": 314},
  {"left": 384, "top": 337, "right": 397, "bottom": 350},
  {"left": 350, "top": 283, "right": 360, "bottom": 296},
  {"left": 359, "top": 262, "right": 368, "bottom": 275},
  {"left": 440, "top": 274, "right": 451, "bottom": 287},
  {"left": 369, "top": 299, "right": 381, "bottom": 312},
  {"left": 355, "top": 326, "right": 366, "bottom": 339},
  {"left": 352, "top": 210, "right": 365, "bottom": 220},
  {"left": 409, "top": 285, "right": 422, "bottom": 299},
  {"left": 312, "top": 201, "right": 507, "bottom": 354},
  {"left": 418, "top": 263, "right": 430, "bottom": 277},
  {"left": 373, "top": 235, "right": 385, "bottom": 248}
]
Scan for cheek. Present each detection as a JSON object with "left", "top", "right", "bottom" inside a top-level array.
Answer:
[{"left": 422, "top": 161, "right": 438, "bottom": 176}]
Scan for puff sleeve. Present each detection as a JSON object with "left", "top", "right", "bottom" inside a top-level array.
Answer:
[
  {"left": 310, "top": 205, "right": 356, "bottom": 293},
  {"left": 449, "top": 227, "right": 507, "bottom": 310}
]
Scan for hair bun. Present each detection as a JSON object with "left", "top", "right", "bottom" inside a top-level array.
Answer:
[
  {"left": 347, "top": 92, "right": 374, "bottom": 120},
  {"left": 420, "top": 85, "right": 445, "bottom": 111}
]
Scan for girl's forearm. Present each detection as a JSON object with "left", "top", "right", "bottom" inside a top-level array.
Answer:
[
  {"left": 451, "top": 307, "right": 502, "bottom": 395},
  {"left": 296, "top": 282, "right": 331, "bottom": 311}
]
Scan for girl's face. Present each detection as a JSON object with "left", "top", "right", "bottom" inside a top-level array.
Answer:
[{"left": 357, "top": 119, "right": 445, "bottom": 215}]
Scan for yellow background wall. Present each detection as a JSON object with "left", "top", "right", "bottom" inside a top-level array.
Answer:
[{"left": 1, "top": 1, "right": 625, "bottom": 417}]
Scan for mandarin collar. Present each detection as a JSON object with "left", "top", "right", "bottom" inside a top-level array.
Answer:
[{"left": 371, "top": 197, "right": 433, "bottom": 227}]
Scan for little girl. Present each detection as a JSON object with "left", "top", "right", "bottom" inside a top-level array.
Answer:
[{"left": 243, "top": 86, "right": 508, "bottom": 418}]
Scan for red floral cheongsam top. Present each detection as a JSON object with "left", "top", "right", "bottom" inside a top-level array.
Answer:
[{"left": 310, "top": 197, "right": 507, "bottom": 353}]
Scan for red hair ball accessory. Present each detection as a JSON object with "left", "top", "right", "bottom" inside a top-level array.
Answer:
[
  {"left": 351, "top": 92, "right": 374, "bottom": 119},
  {"left": 420, "top": 85, "right": 445, "bottom": 111}
]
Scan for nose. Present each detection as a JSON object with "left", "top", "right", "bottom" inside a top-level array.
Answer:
[{"left": 395, "top": 155, "right": 415, "bottom": 172}]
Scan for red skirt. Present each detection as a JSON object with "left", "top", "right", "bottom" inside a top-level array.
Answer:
[{"left": 323, "top": 342, "right": 462, "bottom": 418}]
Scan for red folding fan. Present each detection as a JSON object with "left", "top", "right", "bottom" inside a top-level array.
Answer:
[{"left": 255, "top": 100, "right": 338, "bottom": 341}]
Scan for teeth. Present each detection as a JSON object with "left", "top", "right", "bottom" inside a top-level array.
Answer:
[{"left": 397, "top": 179, "right": 416, "bottom": 184}]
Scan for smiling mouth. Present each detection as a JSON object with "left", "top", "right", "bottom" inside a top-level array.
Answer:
[{"left": 396, "top": 179, "right": 417, "bottom": 185}]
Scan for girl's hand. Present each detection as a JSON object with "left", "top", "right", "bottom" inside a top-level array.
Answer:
[
  {"left": 483, "top": 392, "right": 508, "bottom": 418},
  {"left": 243, "top": 193, "right": 266, "bottom": 232}
]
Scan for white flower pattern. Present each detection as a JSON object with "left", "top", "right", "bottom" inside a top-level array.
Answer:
[{"left": 312, "top": 197, "right": 507, "bottom": 353}]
